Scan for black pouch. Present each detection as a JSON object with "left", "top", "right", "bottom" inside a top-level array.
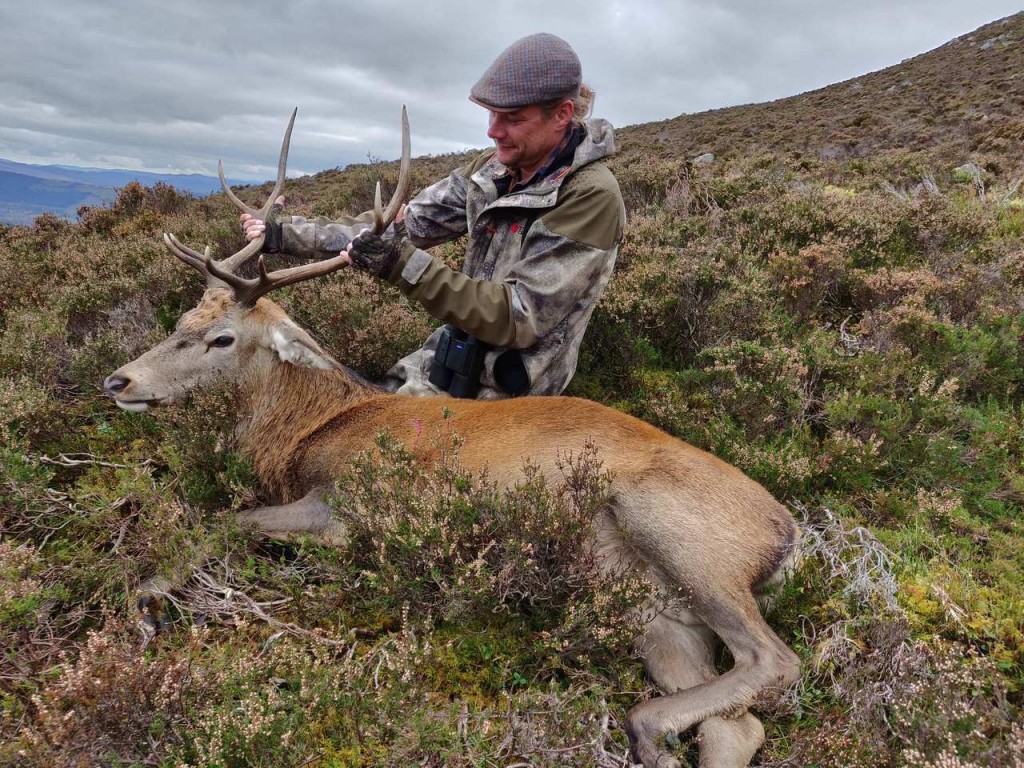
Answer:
[{"left": 493, "top": 349, "right": 530, "bottom": 396}]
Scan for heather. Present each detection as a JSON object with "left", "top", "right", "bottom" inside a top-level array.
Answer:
[{"left": 2, "top": 14, "right": 1024, "bottom": 767}]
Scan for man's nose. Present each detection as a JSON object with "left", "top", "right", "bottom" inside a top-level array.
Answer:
[{"left": 487, "top": 113, "right": 505, "bottom": 139}]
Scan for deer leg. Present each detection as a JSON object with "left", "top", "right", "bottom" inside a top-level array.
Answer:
[
  {"left": 235, "top": 487, "right": 348, "bottom": 546},
  {"left": 626, "top": 593, "right": 799, "bottom": 768},
  {"left": 638, "top": 611, "right": 766, "bottom": 768},
  {"left": 136, "top": 489, "right": 346, "bottom": 642}
]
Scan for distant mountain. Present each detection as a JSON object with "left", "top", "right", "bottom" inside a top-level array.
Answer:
[
  {"left": 0, "top": 158, "right": 250, "bottom": 226},
  {"left": 0, "top": 171, "right": 112, "bottom": 225}
]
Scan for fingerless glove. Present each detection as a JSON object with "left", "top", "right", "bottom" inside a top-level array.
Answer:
[{"left": 347, "top": 222, "right": 414, "bottom": 279}]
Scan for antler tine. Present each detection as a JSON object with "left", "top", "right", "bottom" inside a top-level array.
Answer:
[
  {"left": 163, "top": 232, "right": 242, "bottom": 292},
  {"left": 372, "top": 182, "right": 384, "bottom": 233},
  {"left": 372, "top": 105, "right": 412, "bottom": 234},
  {"left": 217, "top": 160, "right": 255, "bottom": 216},
  {"left": 257, "top": 107, "right": 297, "bottom": 221},
  {"left": 214, "top": 253, "right": 350, "bottom": 307},
  {"left": 212, "top": 109, "right": 298, "bottom": 274},
  {"left": 205, "top": 253, "right": 269, "bottom": 301},
  {"left": 217, "top": 107, "right": 298, "bottom": 220},
  {"left": 164, "top": 233, "right": 232, "bottom": 290},
  {"left": 165, "top": 229, "right": 266, "bottom": 287},
  {"left": 163, "top": 233, "right": 207, "bottom": 273},
  {"left": 217, "top": 231, "right": 267, "bottom": 274}
]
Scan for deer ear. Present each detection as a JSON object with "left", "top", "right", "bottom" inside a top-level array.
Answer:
[{"left": 269, "top": 320, "right": 336, "bottom": 370}]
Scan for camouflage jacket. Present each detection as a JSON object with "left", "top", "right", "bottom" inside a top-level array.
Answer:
[{"left": 276, "top": 118, "right": 624, "bottom": 399}]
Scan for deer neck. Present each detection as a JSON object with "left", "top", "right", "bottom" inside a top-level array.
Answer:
[{"left": 237, "top": 357, "right": 379, "bottom": 501}]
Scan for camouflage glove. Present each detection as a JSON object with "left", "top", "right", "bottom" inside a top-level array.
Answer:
[
  {"left": 347, "top": 221, "right": 414, "bottom": 279},
  {"left": 262, "top": 203, "right": 285, "bottom": 254}
]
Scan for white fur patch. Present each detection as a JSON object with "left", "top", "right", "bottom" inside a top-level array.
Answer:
[
  {"left": 117, "top": 400, "right": 151, "bottom": 413},
  {"left": 271, "top": 328, "right": 334, "bottom": 370}
]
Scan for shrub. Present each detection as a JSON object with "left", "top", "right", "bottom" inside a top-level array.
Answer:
[{"left": 334, "top": 431, "right": 660, "bottom": 672}]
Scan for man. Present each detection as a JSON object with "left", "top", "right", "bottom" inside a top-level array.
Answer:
[{"left": 243, "top": 33, "right": 625, "bottom": 399}]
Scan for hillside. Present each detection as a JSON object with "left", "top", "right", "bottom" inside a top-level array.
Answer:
[
  {"left": 1, "top": 13, "right": 1022, "bottom": 768},
  {"left": 616, "top": 13, "right": 1024, "bottom": 173}
]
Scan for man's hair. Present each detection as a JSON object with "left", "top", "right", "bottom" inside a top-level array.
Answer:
[{"left": 539, "top": 84, "right": 595, "bottom": 126}]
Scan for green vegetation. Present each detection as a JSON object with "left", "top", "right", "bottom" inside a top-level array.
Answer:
[{"left": 2, "top": 14, "right": 1023, "bottom": 767}]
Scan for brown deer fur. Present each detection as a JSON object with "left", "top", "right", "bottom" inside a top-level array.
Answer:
[{"left": 106, "top": 287, "right": 801, "bottom": 768}]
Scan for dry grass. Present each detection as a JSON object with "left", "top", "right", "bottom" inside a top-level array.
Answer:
[{"left": 2, "top": 12, "right": 1023, "bottom": 766}]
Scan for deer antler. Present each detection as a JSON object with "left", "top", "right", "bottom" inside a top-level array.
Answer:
[
  {"left": 215, "top": 107, "right": 297, "bottom": 275},
  {"left": 162, "top": 232, "right": 351, "bottom": 306},
  {"left": 164, "top": 106, "right": 412, "bottom": 307},
  {"left": 373, "top": 105, "right": 411, "bottom": 234}
]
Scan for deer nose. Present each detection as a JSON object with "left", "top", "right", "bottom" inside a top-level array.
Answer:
[{"left": 104, "top": 373, "right": 130, "bottom": 395}]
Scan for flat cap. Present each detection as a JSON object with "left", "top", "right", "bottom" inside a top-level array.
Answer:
[{"left": 470, "top": 33, "right": 581, "bottom": 111}]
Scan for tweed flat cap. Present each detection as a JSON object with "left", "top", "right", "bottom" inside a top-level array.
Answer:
[{"left": 470, "top": 33, "right": 581, "bottom": 111}]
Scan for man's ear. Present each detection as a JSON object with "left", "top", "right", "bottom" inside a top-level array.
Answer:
[
  {"left": 268, "top": 319, "right": 337, "bottom": 370},
  {"left": 555, "top": 99, "right": 575, "bottom": 130}
]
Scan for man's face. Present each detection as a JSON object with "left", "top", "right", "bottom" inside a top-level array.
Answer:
[{"left": 487, "top": 101, "right": 573, "bottom": 178}]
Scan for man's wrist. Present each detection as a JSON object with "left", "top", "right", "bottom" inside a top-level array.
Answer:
[
  {"left": 262, "top": 204, "right": 285, "bottom": 253},
  {"left": 385, "top": 240, "right": 417, "bottom": 282}
]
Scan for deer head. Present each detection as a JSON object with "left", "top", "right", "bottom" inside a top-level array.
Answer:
[{"left": 104, "top": 108, "right": 411, "bottom": 411}]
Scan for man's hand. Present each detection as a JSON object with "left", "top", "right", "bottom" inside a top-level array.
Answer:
[
  {"left": 240, "top": 195, "right": 286, "bottom": 246},
  {"left": 343, "top": 221, "right": 412, "bottom": 279}
]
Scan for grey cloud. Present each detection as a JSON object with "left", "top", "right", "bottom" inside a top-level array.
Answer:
[{"left": 0, "top": 0, "right": 1019, "bottom": 180}]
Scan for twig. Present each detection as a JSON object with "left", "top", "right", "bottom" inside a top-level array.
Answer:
[
  {"left": 793, "top": 502, "right": 901, "bottom": 612},
  {"left": 837, "top": 315, "right": 864, "bottom": 357},
  {"left": 1000, "top": 175, "right": 1023, "bottom": 202},
  {"left": 38, "top": 452, "right": 152, "bottom": 470},
  {"left": 184, "top": 566, "right": 348, "bottom": 648},
  {"left": 110, "top": 518, "right": 130, "bottom": 553}
]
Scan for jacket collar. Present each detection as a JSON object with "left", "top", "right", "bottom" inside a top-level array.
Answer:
[{"left": 474, "top": 118, "right": 617, "bottom": 201}]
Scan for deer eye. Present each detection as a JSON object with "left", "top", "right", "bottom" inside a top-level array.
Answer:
[{"left": 210, "top": 335, "right": 235, "bottom": 348}]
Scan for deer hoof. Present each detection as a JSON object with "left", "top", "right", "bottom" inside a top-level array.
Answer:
[
  {"left": 136, "top": 576, "right": 174, "bottom": 643},
  {"left": 625, "top": 709, "right": 683, "bottom": 768}
]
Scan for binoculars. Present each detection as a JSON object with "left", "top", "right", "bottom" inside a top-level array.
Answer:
[{"left": 428, "top": 325, "right": 488, "bottom": 399}]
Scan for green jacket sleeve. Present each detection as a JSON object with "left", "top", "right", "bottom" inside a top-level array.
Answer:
[{"left": 386, "top": 248, "right": 517, "bottom": 347}]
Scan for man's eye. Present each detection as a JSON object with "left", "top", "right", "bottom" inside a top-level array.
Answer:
[{"left": 210, "top": 335, "right": 235, "bottom": 348}]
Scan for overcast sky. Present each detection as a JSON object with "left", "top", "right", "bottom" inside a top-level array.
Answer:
[{"left": 1, "top": 1, "right": 1020, "bottom": 181}]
